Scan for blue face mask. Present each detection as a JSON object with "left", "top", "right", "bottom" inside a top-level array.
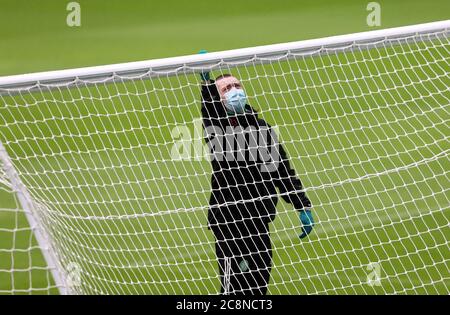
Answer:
[{"left": 224, "top": 88, "right": 247, "bottom": 114}]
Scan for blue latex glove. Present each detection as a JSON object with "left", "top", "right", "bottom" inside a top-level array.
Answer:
[
  {"left": 198, "top": 49, "right": 210, "bottom": 81},
  {"left": 299, "top": 209, "right": 314, "bottom": 239}
]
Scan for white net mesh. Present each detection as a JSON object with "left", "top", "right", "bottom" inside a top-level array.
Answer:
[
  {"left": 0, "top": 162, "right": 57, "bottom": 294},
  {"left": 0, "top": 27, "right": 449, "bottom": 294}
]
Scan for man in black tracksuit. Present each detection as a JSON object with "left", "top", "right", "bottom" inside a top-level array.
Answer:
[{"left": 200, "top": 73, "right": 313, "bottom": 295}]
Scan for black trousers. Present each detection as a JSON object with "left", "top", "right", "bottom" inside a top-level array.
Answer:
[{"left": 212, "top": 219, "right": 273, "bottom": 295}]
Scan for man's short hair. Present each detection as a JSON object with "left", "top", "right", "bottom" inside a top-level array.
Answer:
[{"left": 215, "top": 74, "right": 234, "bottom": 81}]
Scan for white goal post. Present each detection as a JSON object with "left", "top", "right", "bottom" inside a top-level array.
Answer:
[{"left": 0, "top": 20, "right": 449, "bottom": 294}]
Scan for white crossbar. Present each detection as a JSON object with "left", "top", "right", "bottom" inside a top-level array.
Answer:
[{"left": 0, "top": 20, "right": 448, "bottom": 90}]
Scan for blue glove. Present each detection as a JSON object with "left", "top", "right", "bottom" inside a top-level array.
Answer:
[
  {"left": 198, "top": 49, "right": 210, "bottom": 82},
  {"left": 299, "top": 209, "right": 314, "bottom": 239}
]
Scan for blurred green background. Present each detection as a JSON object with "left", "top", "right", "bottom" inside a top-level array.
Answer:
[
  {"left": 0, "top": 0, "right": 448, "bottom": 295},
  {"left": 1, "top": 0, "right": 449, "bottom": 76}
]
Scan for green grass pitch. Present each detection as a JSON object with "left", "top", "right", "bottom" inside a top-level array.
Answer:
[{"left": 0, "top": 0, "right": 449, "bottom": 294}]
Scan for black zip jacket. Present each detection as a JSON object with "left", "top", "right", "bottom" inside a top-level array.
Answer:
[{"left": 201, "top": 80, "right": 311, "bottom": 230}]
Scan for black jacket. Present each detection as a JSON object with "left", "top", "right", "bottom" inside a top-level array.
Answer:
[{"left": 201, "top": 80, "right": 311, "bottom": 230}]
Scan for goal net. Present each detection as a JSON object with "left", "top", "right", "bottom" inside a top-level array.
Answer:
[{"left": 0, "top": 21, "right": 449, "bottom": 295}]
